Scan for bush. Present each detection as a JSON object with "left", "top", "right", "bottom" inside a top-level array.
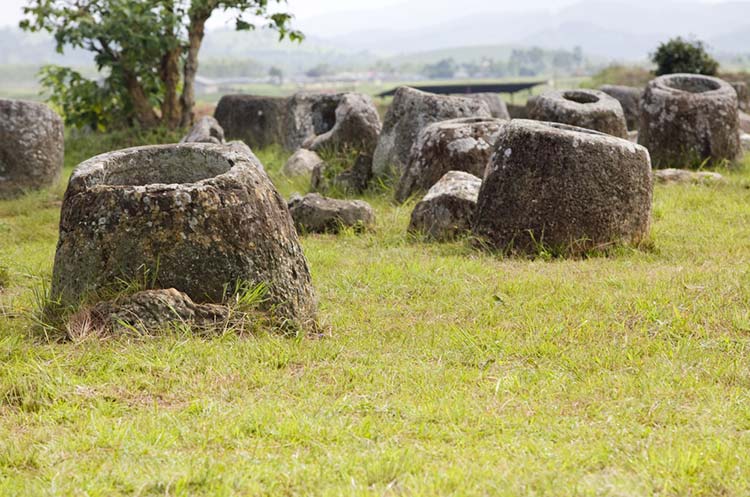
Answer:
[
  {"left": 585, "top": 64, "right": 653, "bottom": 88},
  {"left": 652, "top": 37, "right": 719, "bottom": 76},
  {"left": 39, "top": 65, "right": 131, "bottom": 131}
]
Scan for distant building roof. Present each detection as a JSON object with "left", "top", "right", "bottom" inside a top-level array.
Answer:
[{"left": 377, "top": 81, "right": 546, "bottom": 97}]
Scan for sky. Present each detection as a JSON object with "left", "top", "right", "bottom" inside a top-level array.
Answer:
[{"left": 0, "top": 0, "right": 743, "bottom": 36}]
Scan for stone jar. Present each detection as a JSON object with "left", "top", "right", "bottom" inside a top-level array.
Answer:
[{"left": 51, "top": 143, "right": 317, "bottom": 329}]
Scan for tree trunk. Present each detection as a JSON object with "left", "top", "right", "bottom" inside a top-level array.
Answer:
[
  {"left": 179, "top": 15, "right": 207, "bottom": 128},
  {"left": 159, "top": 0, "right": 181, "bottom": 129},
  {"left": 161, "top": 47, "right": 182, "bottom": 129},
  {"left": 124, "top": 71, "right": 160, "bottom": 128}
]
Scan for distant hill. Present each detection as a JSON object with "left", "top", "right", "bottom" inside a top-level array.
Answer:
[
  {"left": 0, "top": 27, "right": 92, "bottom": 66},
  {"left": 321, "top": 0, "right": 750, "bottom": 60}
]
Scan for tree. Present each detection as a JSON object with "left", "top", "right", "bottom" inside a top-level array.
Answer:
[
  {"left": 20, "top": 0, "right": 302, "bottom": 130},
  {"left": 269, "top": 66, "right": 284, "bottom": 85},
  {"left": 305, "top": 64, "right": 331, "bottom": 79},
  {"left": 651, "top": 37, "right": 719, "bottom": 76},
  {"left": 423, "top": 58, "right": 457, "bottom": 80}
]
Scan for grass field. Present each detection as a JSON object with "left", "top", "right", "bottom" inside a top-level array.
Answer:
[{"left": 2, "top": 130, "right": 750, "bottom": 496}]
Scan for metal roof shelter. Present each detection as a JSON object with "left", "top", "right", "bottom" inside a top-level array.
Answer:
[{"left": 377, "top": 81, "right": 547, "bottom": 99}]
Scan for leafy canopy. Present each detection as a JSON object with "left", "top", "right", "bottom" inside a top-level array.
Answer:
[
  {"left": 20, "top": 0, "right": 302, "bottom": 130},
  {"left": 651, "top": 37, "right": 719, "bottom": 76}
]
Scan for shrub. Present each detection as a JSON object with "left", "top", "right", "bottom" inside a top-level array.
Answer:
[
  {"left": 585, "top": 64, "right": 653, "bottom": 88},
  {"left": 652, "top": 37, "right": 719, "bottom": 76}
]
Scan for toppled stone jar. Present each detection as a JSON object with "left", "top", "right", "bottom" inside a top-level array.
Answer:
[
  {"left": 214, "top": 95, "right": 288, "bottom": 150},
  {"left": 638, "top": 74, "right": 741, "bottom": 168},
  {"left": 395, "top": 117, "right": 505, "bottom": 203},
  {"left": 372, "top": 87, "right": 492, "bottom": 178},
  {"left": 0, "top": 99, "right": 64, "bottom": 199},
  {"left": 51, "top": 143, "right": 317, "bottom": 329}
]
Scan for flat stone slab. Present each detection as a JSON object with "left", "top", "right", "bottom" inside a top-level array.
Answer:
[
  {"left": 653, "top": 168, "right": 725, "bottom": 185},
  {"left": 75, "top": 288, "right": 230, "bottom": 336}
]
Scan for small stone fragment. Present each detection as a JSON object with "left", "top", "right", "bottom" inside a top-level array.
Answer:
[
  {"left": 82, "top": 288, "right": 230, "bottom": 335},
  {"left": 282, "top": 149, "right": 326, "bottom": 178},
  {"left": 288, "top": 193, "right": 375, "bottom": 233},
  {"left": 408, "top": 171, "right": 481, "bottom": 241},
  {"left": 180, "top": 116, "right": 225, "bottom": 144}
]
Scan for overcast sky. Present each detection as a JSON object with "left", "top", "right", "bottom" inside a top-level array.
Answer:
[{"left": 0, "top": 0, "right": 744, "bottom": 36}]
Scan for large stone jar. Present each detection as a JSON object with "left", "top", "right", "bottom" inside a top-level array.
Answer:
[
  {"left": 51, "top": 143, "right": 317, "bottom": 328},
  {"left": 0, "top": 99, "right": 64, "bottom": 199},
  {"left": 474, "top": 120, "right": 653, "bottom": 256},
  {"left": 638, "top": 74, "right": 741, "bottom": 168},
  {"left": 528, "top": 89, "right": 628, "bottom": 138}
]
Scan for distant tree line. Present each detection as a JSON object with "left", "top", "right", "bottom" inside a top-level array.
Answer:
[{"left": 420, "top": 47, "right": 586, "bottom": 79}]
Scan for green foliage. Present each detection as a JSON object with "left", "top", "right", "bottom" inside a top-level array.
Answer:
[
  {"left": 39, "top": 65, "right": 129, "bottom": 131},
  {"left": 652, "top": 37, "right": 719, "bottom": 76},
  {"left": 268, "top": 66, "right": 284, "bottom": 85},
  {"left": 417, "top": 47, "right": 587, "bottom": 79},
  {"left": 424, "top": 58, "right": 458, "bottom": 79},
  {"left": 305, "top": 64, "right": 332, "bottom": 78},
  {"left": 583, "top": 64, "right": 653, "bottom": 88},
  {"left": 20, "top": 0, "right": 303, "bottom": 129}
]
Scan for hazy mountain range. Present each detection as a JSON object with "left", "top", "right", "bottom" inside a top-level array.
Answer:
[
  {"left": 316, "top": 0, "right": 750, "bottom": 59},
  {"left": 0, "top": 0, "right": 747, "bottom": 71}
]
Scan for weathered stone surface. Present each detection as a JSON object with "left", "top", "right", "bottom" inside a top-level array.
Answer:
[
  {"left": 528, "top": 89, "right": 628, "bottom": 138},
  {"left": 288, "top": 193, "right": 375, "bottom": 233},
  {"left": 638, "top": 74, "right": 741, "bottom": 168},
  {"left": 310, "top": 153, "right": 373, "bottom": 194},
  {"left": 408, "top": 170, "right": 481, "bottom": 241},
  {"left": 282, "top": 149, "right": 325, "bottom": 178},
  {"left": 740, "top": 111, "right": 750, "bottom": 134},
  {"left": 474, "top": 120, "right": 652, "bottom": 256},
  {"left": 507, "top": 102, "right": 530, "bottom": 119},
  {"left": 599, "top": 85, "right": 642, "bottom": 130},
  {"left": 468, "top": 93, "right": 510, "bottom": 119},
  {"left": 372, "top": 87, "right": 492, "bottom": 177},
  {"left": 300, "top": 93, "right": 382, "bottom": 154},
  {"left": 0, "top": 99, "right": 64, "bottom": 199},
  {"left": 653, "top": 168, "right": 725, "bottom": 185},
  {"left": 84, "top": 288, "right": 230, "bottom": 334},
  {"left": 286, "top": 92, "right": 339, "bottom": 151},
  {"left": 214, "top": 95, "right": 287, "bottom": 150},
  {"left": 180, "top": 116, "right": 225, "bottom": 144},
  {"left": 731, "top": 81, "right": 749, "bottom": 112},
  {"left": 395, "top": 117, "right": 505, "bottom": 203},
  {"left": 215, "top": 92, "right": 381, "bottom": 158},
  {"left": 51, "top": 143, "right": 317, "bottom": 329},
  {"left": 332, "top": 153, "right": 374, "bottom": 194}
]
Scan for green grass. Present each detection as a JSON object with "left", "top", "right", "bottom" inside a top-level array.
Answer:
[{"left": 2, "top": 131, "right": 750, "bottom": 496}]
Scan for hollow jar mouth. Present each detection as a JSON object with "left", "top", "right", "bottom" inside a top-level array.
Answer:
[
  {"left": 663, "top": 76, "right": 721, "bottom": 94},
  {"left": 544, "top": 121, "right": 605, "bottom": 136},
  {"left": 92, "top": 147, "right": 233, "bottom": 187},
  {"left": 518, "top": 120, "right": 607, "bottom": 137},
  {"left": 454, "top": 116, "right": 496, "bottom": 125},
  {"left": 562, "top": 91, "right": 600, "bottom": 104}
]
